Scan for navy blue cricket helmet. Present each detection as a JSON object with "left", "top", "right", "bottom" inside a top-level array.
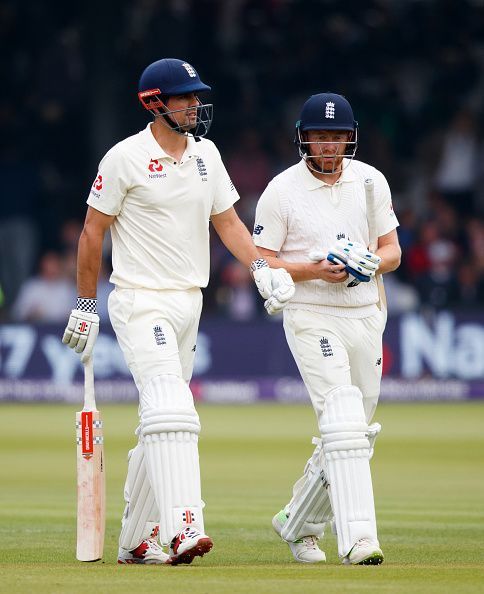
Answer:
[
  {"left": 138, "top": 58, "right": 213, "bottom": 138},
  {"left": 295, "top": 92, "right": 358, "bottom": 173},
  {"left": 298, "top": 92, "right": 357, "bottom": 131}
]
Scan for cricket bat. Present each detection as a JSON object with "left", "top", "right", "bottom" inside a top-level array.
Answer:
[
  {"left": 364, "top": 178, "right": 387, "bottom": 313},
  {"left": 76, "top": 356, "right": 105, "bottom": 561}
]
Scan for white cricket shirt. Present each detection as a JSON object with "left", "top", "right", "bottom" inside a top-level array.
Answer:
[
  {"left": 87, "top": 124, "right": 239, "bottom": 290},
  {"left": 253, "top": 158, "right": 399, "bottom": 315}
]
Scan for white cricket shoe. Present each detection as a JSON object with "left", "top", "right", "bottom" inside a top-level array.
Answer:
[
  {"left": 167, "top": 526, "right": 213, "bottom": 565},
  {"left": 343, "top": 538, "right": 384, "bottom": 565},
  {"left": 272, "top": 510, "right": 326, "bottom": 563},
  {"left": 118, "top": 538, "right": 169, "bottom": 564}
]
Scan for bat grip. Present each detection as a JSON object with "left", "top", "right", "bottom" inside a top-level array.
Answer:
[{"left": 83, "top": 357, "right": 97, "bottom": 411}]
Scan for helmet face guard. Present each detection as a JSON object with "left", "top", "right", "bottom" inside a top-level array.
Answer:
[
  {"left": 295, "top": 92, "right": 358, "bottom": 174},
  {"left": 138, "top": 88, "right": 213, "bottom": 138},
  {"left": 138, "top": 59, "right": 213, "bottom": 138},
  {"left": 296, "top": 125, "right": 358, "bottom": 175}
]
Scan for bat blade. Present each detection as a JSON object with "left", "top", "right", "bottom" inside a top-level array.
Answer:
[
  {"left": 364, "top": 178, "right": 387, "bottom": 313},
  {"left": 364, "top": 178, "right": 378, "bottom": 252},
  {"left": 76, "top": 409, "right": 105, "bottom": 561}
]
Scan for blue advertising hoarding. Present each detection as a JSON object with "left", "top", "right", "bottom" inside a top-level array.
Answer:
[{"left": 0, "top": 311, "right": 483, "bottom": 402}]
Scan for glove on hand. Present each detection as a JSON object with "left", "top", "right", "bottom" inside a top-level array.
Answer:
[
  {"left": 62, "top": 307, "right": 99, "bottom": 363},
  {"left": 263, "top": 268, "right": 295, "bottom": 315},
  {"left": 328, "top": 239, "right": 381, "bottom": 283},
  {"left": 251, "top": 259, "right": 295, "bottom": 314}
]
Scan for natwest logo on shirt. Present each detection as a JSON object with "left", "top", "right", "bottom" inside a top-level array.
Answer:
[
  {"left": 90, "top": 173, "right": 103, "bottom": 198},
  {"left": 148, "top": 159, "right": 166, "bottom": 179},
  {"left": 148, "top": 159, "right": 163, "bottom": 172},
  {"left": 93, "top": 174, "right": 103, "bottom": 190}
]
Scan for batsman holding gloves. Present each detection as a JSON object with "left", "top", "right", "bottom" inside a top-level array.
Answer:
[
  {"left": 253, "top": 93, "right": 401, "bottom": 565},
  {"left": 62, "top": 58, "right": 294, "bottom": 565}
]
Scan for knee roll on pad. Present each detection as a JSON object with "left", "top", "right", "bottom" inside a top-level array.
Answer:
[
  {"left": 140, "top": 375, "right": 204, "bottom": 545},
  {"left": 320, "top": 385, "right": 379, "bottom": 557}
]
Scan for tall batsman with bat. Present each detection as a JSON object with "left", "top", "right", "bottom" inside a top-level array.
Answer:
[
  {"left": 253, "top": 93, "right": 401, "bottom": 565},
  {"left": 62, "top": 58, "right": 294, "bottom": 566}
]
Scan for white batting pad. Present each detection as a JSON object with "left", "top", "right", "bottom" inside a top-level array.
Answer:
[
  {"left": 321, "top": 385, "right": 379, "bottom": 557},
  {"left": 280, "top": 437, "right": 333, "bottom": 542},
  {"left": 119, "top": 443, "right": 159, "bottom": 551},
  {"left": 140, "top": 374, "right": 204, "bottom": 545}
]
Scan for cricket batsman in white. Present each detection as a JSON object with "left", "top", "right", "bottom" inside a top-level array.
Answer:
[
  {"left": 62, "top": 58, "right": 295, "bottom": 565},
  {"left": 253, "top": 93, "right": 401, "bottom": 565}
]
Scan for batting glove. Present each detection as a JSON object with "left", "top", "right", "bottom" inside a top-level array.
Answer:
[
  {"left": 328, "top": 239, "right": 381, "bottom": 283},
  {"left": 251, "top": 259, "right": 295, "bottom": 314},
  {"left": 62, "top": 298, "right": 100, "bottom": 363},
  {"left": 263, "top": 269, "right": 295, "bottom": 315}
]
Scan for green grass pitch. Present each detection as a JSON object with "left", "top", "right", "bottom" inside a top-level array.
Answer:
[{"left": 0, "top": 401, "right": 483, "bottom": 593}]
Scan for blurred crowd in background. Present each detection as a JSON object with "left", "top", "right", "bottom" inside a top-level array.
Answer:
[{"left": 2, "top": 0, "right": 484, "bottom": 324}]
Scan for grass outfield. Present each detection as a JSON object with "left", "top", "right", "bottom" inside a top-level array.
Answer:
[{"left": 0, "top": 401, "right": 483, "bottom": 593}]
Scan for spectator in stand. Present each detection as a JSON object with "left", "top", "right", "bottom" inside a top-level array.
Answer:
[
  {"left": 433, "top": 109, "right": 480, "bottom": 216},
  {"left": 226, "top": 128, "right": 273, "bottom": 224},
  {"left": 452, "top": 263, "right": 484, "bottom": 308},
  {"left": 11, "top": 251, "right": 76, "bottom": 322},
  {"left": 466, "top": 218, "right": 484, "bottom": 274},
  {"left": 408, "top": 220, "right": 459, "bottom": 309},
  {"left": 216, "top": 259, "right": 258, "bottom": 321}
]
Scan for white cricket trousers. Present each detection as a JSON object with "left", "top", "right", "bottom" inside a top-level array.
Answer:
[
  {"left": 109, "top": 287, "right": 205, "bottom": 548},
  {"left": 108, "top": 287, "right": 203, "bottom": 391},
  {"left": 283, "top": 308, "right": 386, "bottom": 425}
]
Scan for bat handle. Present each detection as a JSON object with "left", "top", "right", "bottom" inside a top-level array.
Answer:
[{"left": 83, "top": 357, "right": 97, "bottom": 411}]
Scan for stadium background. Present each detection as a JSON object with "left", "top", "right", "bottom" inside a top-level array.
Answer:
[
  {"left": 1, "top": 2, "right": 483, "bottom": 592},
  {"left": 1, "top": 0, "right": 483, "bottom": 401}
]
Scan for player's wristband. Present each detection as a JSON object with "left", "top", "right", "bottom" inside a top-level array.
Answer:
[
  {"left": 77, "top": 297, "right": 97, "bottom": 313},
  {"left": 250, "top": 258, "right": 269, "bottom": 272}
]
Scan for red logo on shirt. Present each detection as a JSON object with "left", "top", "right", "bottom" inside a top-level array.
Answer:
[
  {"left": 93, "top": 174, "right": 103, "bottom": 191},
  {"left": 148, "top": 159, "right": 163, "bottom": 172}
]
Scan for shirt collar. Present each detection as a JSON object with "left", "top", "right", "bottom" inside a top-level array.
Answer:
[
  {"left": 142, "top": 123, "right": 202, "bottom": 160},
  {"left": 297, "top": 158, "right": 357, "bottom": 190}
]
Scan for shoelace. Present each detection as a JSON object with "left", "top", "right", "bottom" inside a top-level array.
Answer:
[
  {"left": 296, "top": 536, "right": 318, "bottom": 549},
  {"left": 145, "top": 539, "right": 163, "bottom": 553},
  {"left": 355, "top": 538, "right": 372, "bottom": 547}
]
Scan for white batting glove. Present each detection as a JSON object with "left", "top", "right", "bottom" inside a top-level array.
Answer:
[
  {"left": 251, "top": 258, "right": 295, "bottom": 314},
  {"left": 263, "top": 269, "right": 295, "bottom": 315},
  {"left": 328, "top": 239, "right": 381, "bottom": 283},
  {"left": 62, "top": 298, "right": 100, "bottom": 363},
  {"left": 251, "top": 258, "right": 273, "bottom": 298}
]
